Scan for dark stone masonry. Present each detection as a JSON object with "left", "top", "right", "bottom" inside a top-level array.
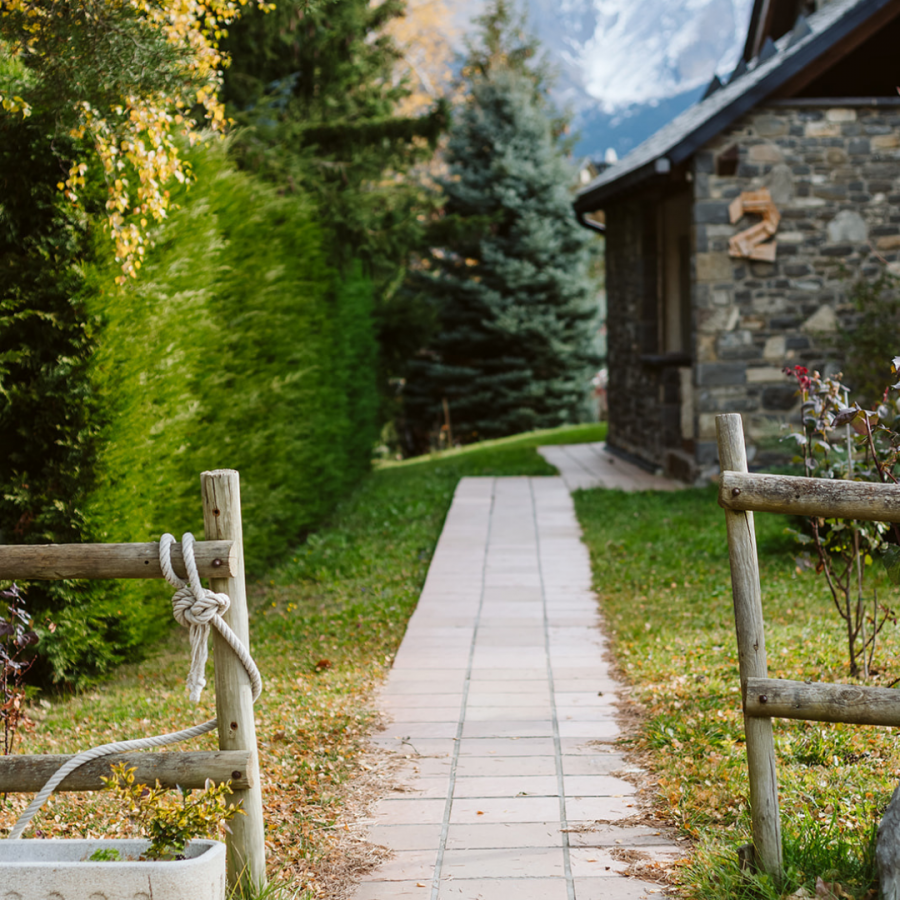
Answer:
[{"left": 604, "top": 101, "right": 900, "bottom": 479}]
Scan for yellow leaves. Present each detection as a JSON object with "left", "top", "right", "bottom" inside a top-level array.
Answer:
[
  {"left": 101, "top": 763, "right": 241, "bottom": 859},
  {"left": 385, "top": 0, "right": 459, "bottom": 116},
  {"left": 0, "top": 94, "right": 32, "bottom": 117},
  {"left": 1, "top": 0, "right": 271, "bottom": 283}
]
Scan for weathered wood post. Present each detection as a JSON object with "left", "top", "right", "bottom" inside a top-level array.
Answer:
[
  {"left": 202, "top": 470, "right": 266, "bottom": 895},
  {"left": 716, "top": 414, "right": 783, "bottom": 879}
]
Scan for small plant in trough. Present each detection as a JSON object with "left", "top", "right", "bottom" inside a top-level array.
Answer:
[
  {"left": 88, "top": 847, "right": 123, "bottom": 862},
  {"left": 101, "top": 763, "right": 243, "bottom": 860},
  {"left": 0, "top": 760, "right": 237, "bottom": 895}
]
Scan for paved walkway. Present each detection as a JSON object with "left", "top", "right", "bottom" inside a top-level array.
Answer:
[
  {"left": 354, "top": 476, "right": 680, "bottom": 900},
  {"left": 537, "top": 443, "right": 684, "bottom": 492}
]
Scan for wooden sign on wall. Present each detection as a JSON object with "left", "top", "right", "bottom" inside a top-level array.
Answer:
[{"left": 728, "top": 188, "right": 780, "bottom": 262}]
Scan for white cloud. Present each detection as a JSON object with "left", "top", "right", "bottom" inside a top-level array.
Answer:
[{"left": 578, "top": 0, "right": 754, "bottom": 111}]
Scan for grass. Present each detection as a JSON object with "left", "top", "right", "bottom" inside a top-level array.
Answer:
[
  {"left": 0, "top": 422, "right": 605, "bottom": 898},
  {"left": 375, "top": 421, "right": 606, "bottom": 469},
  {"left": 574, "top": 485, "right": 897, "bottom": 899}
]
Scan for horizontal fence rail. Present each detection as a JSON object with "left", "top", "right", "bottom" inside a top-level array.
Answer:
[
  {"left": 745, "top": 677, "right": 900, "bottom": 727},
  {"left": 0, "top": 750, "right": 253, "bottom": 793},
  {"left": 719, "top": 471, "right": 900, "bottom": 522},
  {"left": 0, "top": 540, "right": 236, "bottom": 580}
]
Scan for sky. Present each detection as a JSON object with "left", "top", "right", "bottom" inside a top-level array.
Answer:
[{"left": 577, "top": 0, "right": 755, "bottom": 111}]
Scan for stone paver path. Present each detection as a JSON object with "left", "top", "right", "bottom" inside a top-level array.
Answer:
[
  {"left": 537, "top": 442, "right": 684, "bottom": 492},
  {"left": 354, "top": 476, "right": 681, "bottom": 900}
]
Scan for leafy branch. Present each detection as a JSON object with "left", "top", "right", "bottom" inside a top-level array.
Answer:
[
  {"left": 782, "top": 364, "right": 900, "bottom": 677},
  {"left": 0, "top": 0, "right": 274, "bottom": 283},
  {"left": 0, "top": 582, "right": 38, "bottom": 758},
  {"left": 101, "top": 763, "right": 243, "bottom": 859}
]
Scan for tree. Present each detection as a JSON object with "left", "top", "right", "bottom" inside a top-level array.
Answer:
[
  {"left": 223, "top": 0, "right": 447, "bottom": 276},
  {"left": 385, "top": 0, "right": 459, "bottom": 117},
  {"left": 0, "top": 0, "right": 271, "bottom": 283},
  {"left": 222, "top": 0, "right": 448, "bottom": 420},
  {"left": 403, "top": 0, "right": 601, "bottom": 448}
]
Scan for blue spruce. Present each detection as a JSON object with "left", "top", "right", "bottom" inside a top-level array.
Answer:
[{"left": 405, "top": 12, "right": 601, "bottom": 448}]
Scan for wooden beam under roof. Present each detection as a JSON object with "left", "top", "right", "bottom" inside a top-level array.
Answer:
[{"left": 776, "top": 0, "right": 900, "bottom": 97}]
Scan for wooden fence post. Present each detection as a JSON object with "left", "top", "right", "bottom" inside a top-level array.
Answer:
[
  {"left": 202, "top": 470, "right": 266, "bottom": 895},
  {"left": 716, "top": 414, "right": 783, "bottom": 879}
]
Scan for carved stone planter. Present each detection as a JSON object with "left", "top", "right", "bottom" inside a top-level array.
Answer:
[{"left": 0, "top": 838, "right": 226, "bottom": 900}]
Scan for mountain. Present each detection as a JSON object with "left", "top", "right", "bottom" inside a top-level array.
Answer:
[
  {"left": 406, "top": 0, "right": 757, "bottom": 161},
  {"left": 519, "top": 0, "right": 756, "bottom": 158}
]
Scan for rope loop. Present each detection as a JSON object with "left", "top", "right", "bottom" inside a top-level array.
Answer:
[{"left": 160, "top": 532, "right": 232, "bottom": 703}]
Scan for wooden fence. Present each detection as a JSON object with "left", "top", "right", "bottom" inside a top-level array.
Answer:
[
  {"left": 717, "top": 413, "right": 900, "bottom": 878},
  {"left": 0, "top": 469, "right": 265, "bottom": 895}
]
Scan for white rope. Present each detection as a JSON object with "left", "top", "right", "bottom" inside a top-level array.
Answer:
[
  {"left": 8, "top": 533, "right": 262, "bottom": 840},
  {"left": 160, "top": 534, "right": 262, "bottom": 705}
]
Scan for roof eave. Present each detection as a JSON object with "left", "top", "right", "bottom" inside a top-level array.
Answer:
[
  {"left": 573, "top": 0, "right": 895, "bottom": 214},
  {"left": 573, "top": 159, "right": 674, "bottom": 212}
]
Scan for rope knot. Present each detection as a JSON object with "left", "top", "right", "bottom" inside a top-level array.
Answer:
[
  {"left": 171, "top": 586, "right": 230, "bottom": 628},
  {"left": 159, "top": 532, "right": 225, "bottom": 703},
  {"left": 158, "top": 532, "right": 262, "bottom": 707}
]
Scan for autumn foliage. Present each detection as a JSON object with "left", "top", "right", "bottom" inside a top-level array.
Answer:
[{"left": 0, "top": 0, "right": 271, "bottom": 282}]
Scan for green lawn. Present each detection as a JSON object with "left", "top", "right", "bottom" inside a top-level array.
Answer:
[
  {"left": 9, "top": 421, "right": 892, "bottom": 899},
  {"left": 1, "top": 422, "right": 605, "bottom": 898},
  {"left": 574, "top": 485, "right": 899, "bottom": 899}
]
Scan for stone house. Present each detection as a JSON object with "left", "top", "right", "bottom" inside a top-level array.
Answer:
[{"left": 573, "top": 0, "right": 900, "bottom": 481}]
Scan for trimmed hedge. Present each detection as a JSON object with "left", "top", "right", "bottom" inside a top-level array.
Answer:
[
  {"left": 0, "top": 136, "right": 379, "bottom": 685},
  {"left": 0, "top": 115, "right": 113, "bottom": 682}
]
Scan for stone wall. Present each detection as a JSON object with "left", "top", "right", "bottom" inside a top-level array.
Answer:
[{"left": 691, "top": 100, "right": 900, "bottom": 469}]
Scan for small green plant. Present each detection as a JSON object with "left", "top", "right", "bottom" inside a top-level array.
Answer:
[
  {"left": 88, "top": 847, "right": 122, "bottom": 862},
  {"left": 101, "top": 764, "right": 243, "bottom": 860},
  {"left": 839, "top": 274, "right": 900, "bottom": 408}
]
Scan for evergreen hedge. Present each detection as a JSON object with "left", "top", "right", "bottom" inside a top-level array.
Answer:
[
  {"left": 0, "top": 115, "right": 111, "bottom": 682},
  {"left": 0, "top": 136, "right": 379, "bottom": 685}
]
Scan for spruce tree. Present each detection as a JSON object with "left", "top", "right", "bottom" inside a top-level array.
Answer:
[{"left": 404, "top": 1, "right": 600, "bottom": 447}]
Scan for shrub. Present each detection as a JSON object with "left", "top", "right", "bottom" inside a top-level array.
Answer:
[
  {"left": 1, "top": 137, "right": 380, "bottom": 685},
  {"left": 101, "top": 763, "right": 241, "bottom": 859},
  {"left": 782, "top": 363, "right": 900, "bottom": 677},
  {"left": 838, "top": 274, "right": 900, "bottom": 408},
  {"left": 0, "top": 113, "right": 109, "bottom": 681}
]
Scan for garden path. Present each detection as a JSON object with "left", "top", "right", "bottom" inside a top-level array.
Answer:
[
  {"left": 537, "top": 442, "right": 684, "bottom": 492},
  {"left": 351, "top": 475, "right": 683, "bottom": 900}
]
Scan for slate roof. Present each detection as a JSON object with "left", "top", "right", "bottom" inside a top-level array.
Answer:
[{"left": 573, "top": 0, "right": 895, "bottom": 214}]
